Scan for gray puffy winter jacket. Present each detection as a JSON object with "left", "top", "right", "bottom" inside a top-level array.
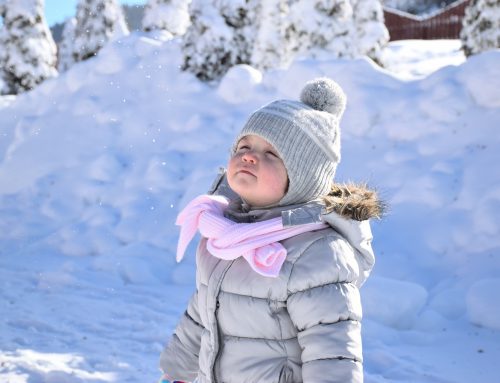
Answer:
[{"left": 160, "top": 182, "right": 380, "bottom": 383}]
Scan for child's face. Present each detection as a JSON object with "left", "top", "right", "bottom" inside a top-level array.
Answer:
[{"left": 227, "top": 135, "right": 288, "bottom": 208}]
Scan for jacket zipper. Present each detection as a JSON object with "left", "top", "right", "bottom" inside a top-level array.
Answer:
[{"left": 211, "top": 259, "right": 235, "bottom": 383}]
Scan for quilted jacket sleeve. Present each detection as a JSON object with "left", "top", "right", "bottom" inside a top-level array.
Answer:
[
  {"left": 287, "top": 235, "right": 364, "bottom": 383},
  {"left": 159, "top": 289, "right": 203, "bottom": 382}
]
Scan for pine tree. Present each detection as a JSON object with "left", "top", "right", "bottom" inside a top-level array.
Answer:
[
  {"left": 251, "top": 0, "right": 289, "bottom": 70},
  {"left": 0, "top": 0, "right": 57, "bottom": 94},
  {"left": 285, "top": 0, "right": 354, "bottom": 61},
  {"left": 142, "top": 0, "right": 192, "bottom": 36},
  {"left": 351, "top": 0, "right": 389, "bottom": 64},
  {"left": 58, "top": 17, "right": 77, "bottom": 72},
  {"left": 72, "top": 0, "right": 129, "bottom": 62},
  {"left": 461, "top": 0, "right": 500, "bottom": 57},
  {"left": 182, "top": 0, "right": 259, "bottom": 81}
]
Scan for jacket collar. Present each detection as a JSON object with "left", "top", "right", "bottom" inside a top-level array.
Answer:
[
  {"left": 208, "top": 167, "right": 380, "bottom": 286},
  {"left": 209, "top": 167, "right": 325, "bottom": 225},
  {"left": 224, "top": 198, "right": 323, "bottom": 224}
]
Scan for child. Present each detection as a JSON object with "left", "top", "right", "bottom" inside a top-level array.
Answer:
[{"left": 159, "top": 78, "right": 382, "bottom": 383}]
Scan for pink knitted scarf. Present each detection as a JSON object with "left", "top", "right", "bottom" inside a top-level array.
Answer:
[{"left": 176, "top": 194, "right": 328, "bottom": 277}]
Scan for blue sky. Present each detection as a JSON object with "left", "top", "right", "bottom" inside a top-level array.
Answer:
[{"left": 45, "top": 0, "right": 146, "bottom": 26}]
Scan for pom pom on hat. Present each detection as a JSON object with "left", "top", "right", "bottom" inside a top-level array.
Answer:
[{"left": 300, "top": 77, "right": 346, "bottom": 116}]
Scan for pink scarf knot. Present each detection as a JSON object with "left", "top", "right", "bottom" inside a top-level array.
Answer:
[{"left": 176, "top": 195, "right": 328, "bottom": 277}]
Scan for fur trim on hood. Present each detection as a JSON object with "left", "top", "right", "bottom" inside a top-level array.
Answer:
[{"left": 323, "top": 183, "right": 385, "bottom": 221}]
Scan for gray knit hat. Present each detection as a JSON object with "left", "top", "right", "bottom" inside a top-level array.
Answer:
[{"left": 233, "top": 77, "right": 346, "bottom": 206}]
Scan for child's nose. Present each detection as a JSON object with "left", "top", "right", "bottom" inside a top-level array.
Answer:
[{"left": 242, "top": 151, "right": 257, "bottom": 163}]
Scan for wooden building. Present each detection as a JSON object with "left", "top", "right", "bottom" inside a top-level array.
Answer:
[{"left": 384, "top": 0, "right": 472, "bottom": 41}]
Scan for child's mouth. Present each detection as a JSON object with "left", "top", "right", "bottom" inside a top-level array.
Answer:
[{"left": 239, "top": 169, "right": 255, "bottom": 176}]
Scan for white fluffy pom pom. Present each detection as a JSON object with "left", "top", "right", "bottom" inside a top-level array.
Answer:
[{"left": 300, "top": 77, "right": 346, "bottom": 116}]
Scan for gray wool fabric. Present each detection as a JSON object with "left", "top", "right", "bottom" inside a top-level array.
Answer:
[{"left": 235, "top": 77, "right": 347, "bottom": 206}]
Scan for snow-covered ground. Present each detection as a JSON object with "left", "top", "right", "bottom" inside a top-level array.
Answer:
[
  {"left": 0, "top": 35, "right": 499, "bottom": 382},
  {"left": 383, "top": 39, "right": 466, "bottom": 80}
]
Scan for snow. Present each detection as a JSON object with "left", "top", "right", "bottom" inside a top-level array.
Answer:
[
  {"left": 0, "top": 0, "right": 57, "bottom": 94},
  {"left": 72, "top": 0, "right": 129, "bottom": 65},
  {"left": 461, "top": 0, "right": 500, "bottom": 57},
  {"left": 58, "top": 17, "right": 77, "bottom": 72},
  {"left": 0, "top": 33, "right": 499, "bottom": 382},
  {"left": 457, "top": 50, "right": 500, "bottom": 108},
  {"left": 362, "top": 276, "right": 428, "bottom": 330},
  {"left": 383, "top": 39, "right": 466, "bottom": 80},
  {"left": 142, "top": 0, "right": 191, "bottom": 36},
  {"left": 217, "top": 64, "right": 263, "bottom": 104},
  {"left": 251, "top": 0, "right": 288, "bottom": 70},
  {"left": 466, "top": 279, "right": 500, "bottom": 331}
]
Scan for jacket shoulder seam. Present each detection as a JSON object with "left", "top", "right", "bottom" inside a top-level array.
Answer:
[
  {"left": 218, "top": 288, "right": 287, "bottom": 303},
  {"left": 288, "top": 280, "right": 355, "bottom": 296},
  {"left": 222, "top": 333, "right": 299, "bottom": 342},
  {"left": 303, "top": 355, "right": 362, "bottom": 364},
  {"left": 296, "top": 317, "right": 360, "bottom": 332}
]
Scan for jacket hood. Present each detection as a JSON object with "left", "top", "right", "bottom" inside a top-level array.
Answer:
[{"left": 282, "top": 183, "right": 383, "bottom": 286}]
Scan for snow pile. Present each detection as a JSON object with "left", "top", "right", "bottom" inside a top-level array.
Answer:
[
  {"left": 217, "top": 64, "right": 263, "bottom": 104},
  {"left": 0, "top": 33, "right": 499, "bottom": 382}
]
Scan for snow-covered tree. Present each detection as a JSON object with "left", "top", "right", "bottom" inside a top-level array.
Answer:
[
  {"left": 182, "top": 0, "right": 388, "bottom": 80},
  {"left": 285, "top": 0, "right": 354, "bottom": 61},
  {"left": 72, "top": 0, "right": 129, "bottom": 62},
  {"left": 182, "top": 1, "right": 235, "bottom": 81},
  {"left": 461, "top": 0, "right": 500, "bottom": 57},
  {"left": 216, "top": 0, "right": 260, "bottom": 70},
  {"left": 58, "top": 17, "right": 77, "bottom": 72},
  {"left": 0, "top": 0, "right": 57, "bottom": 94},
  {"left": 461, "top": 0, "right": 481, "bottom": 56},
  {"left": 182, "top": 0, "right": 259, "bottom": 82},
  {"left": 0, "top": 77, "right": 6, "bottom": 95},
  {"left": 251, "top": 0, "right": 290, "bottom": 70},
  {"left": 351, "top": 0, "right": 389, "bottom": 64},
  {"left": 142, "top": 0, "right": 192, "bottom": 36}
]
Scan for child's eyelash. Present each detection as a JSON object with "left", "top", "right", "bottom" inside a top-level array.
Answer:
[{"left": 237, "top": 146, "right": 277, "bottom": 157}]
